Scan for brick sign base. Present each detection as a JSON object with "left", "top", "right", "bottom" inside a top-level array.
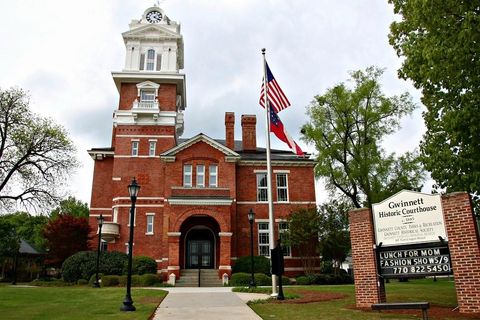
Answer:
[{"left": 349, "top": 192, "right": 480, "bottom": 314}]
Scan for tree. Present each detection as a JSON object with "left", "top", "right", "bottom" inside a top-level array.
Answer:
[
  {"left": 0, "top": 88, "right": 78, "bottom": 211},
  {"left": 286, "top": 207, "right": 320, "bottom": 275},
  {"left": 50, "top": 196, "right": 89, "bottom": 219},
  {"left": 317, "top": 199, "right": 352, "bottom": 276},
  {"left": 388, "top": 1, "right": 480, "bottom": 212},
  {"left": 0, "top": 219, "right": 20, "bottom": 280},
  {"left": 0, "top": 212, "right": 48, "bottom": 251},
  {"left": 302, "top": 66, "right": 425, "bottom": 208},
  {"left": 42, "top": 214, "right": 92, "bottom": 267}
]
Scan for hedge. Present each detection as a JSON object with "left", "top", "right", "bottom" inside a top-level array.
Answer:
[
  {"left": 62, "top": 251, "right": 128, "bottom": 283},
  {"left": 99, "top": 274, "right": 162, "bottom": 287},
  {"left": 295, "top": 273, "right": 353, "bottom": 285},
  {"left": 128, "top": 256, "right": 157, "bottom": 275},
  {"left": 232, "top": 256, "right": 271, "bottom": 275},
  {"left": 230, "top": 272, "right": 290, "bottom": 286}
]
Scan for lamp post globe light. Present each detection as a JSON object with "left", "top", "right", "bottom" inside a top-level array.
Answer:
[
  {"left": 248, "top": 208, "right": 256, "bottom": 288},
  {"left": 93, "top": 214, "right": 105, "bottom": 288},
  {"left": 121, "top": 178, "right": 140, "bottom": 312}
]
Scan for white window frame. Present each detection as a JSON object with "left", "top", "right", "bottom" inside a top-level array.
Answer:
[
  {"left": 278, "top": 221, "right": 291, "bottom": 257},
  {"left": 257, "top": 222, "right": 270, "bottom": 257},
  {"left": 183, "top": 164, "right": 192, "bottom": 187},
  {"left": 127, "top": 208, "right": 136, "bottom": 227},
  {"left": 112, "top": 207, "right": 118, "bottom": 223},
  {"left": 256, "top": 173, "right": 268, "bottom": 202},
  {"left": 146, "top": 214, "right": 154, "bottom": 235},
  {"left": 149, "top": 140, "right": 156, "bottom": 157},
  {"left": 196, "top": 164, "right": 205, "bottom": 187},
  {"left": 131, "top": 140, "right": 139, "bottom": 156},
  {"left": 146, "top": 49, "right": 156, "bottom": 71},
  {"left": 276, "top": 173, "right": 289, "bottom": 202},
  {"left": 209, "top": 164, "right": 218, "bottom": 187}
]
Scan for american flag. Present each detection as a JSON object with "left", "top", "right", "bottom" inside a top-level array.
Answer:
[
  {"left": 259, "top": 62, "right": 291, "bottom": 113},
  {"left": 269, "top": 107, "right": 304, "bottom": 156}
]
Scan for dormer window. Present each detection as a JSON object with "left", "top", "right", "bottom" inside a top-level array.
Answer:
[
  {"left": 135, "top": 81, "right": 160, "bottom": 109},
  {"left": 139, "top": 49, "right": 162, "bottom": 71}
]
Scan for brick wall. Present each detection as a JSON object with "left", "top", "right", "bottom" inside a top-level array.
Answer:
[
  {"left": 442, "top": 192, "right": 480, "bottom": 314},
  {"left": 348, "top": 207, "right": 386, "bottom": 307}
]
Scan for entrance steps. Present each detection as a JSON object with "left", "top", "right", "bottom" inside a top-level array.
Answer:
[{"left": 176, "top": 269, "right": 223, "bottom": 287}]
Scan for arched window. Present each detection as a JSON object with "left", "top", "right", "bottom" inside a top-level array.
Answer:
[{"left": 146, "top": 49, "right": 155, "bottom": 70}]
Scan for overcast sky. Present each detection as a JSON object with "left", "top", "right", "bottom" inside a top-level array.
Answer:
[{"left": 0, "top": 0, "right": 426, "bottom": 208}]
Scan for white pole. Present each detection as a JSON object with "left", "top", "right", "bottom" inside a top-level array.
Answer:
[{"left": 261, "top": 48, "right": 278, "bottom": 296}]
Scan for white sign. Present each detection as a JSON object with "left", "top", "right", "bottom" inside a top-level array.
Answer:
[{"left": 372, "top": 190, "right": 447, "bottom": 246}]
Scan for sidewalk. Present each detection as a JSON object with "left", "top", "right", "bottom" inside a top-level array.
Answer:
[{"left": 152, "top": 287, "right": 269, "bottom": 320}]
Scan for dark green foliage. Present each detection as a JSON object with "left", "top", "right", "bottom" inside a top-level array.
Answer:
[
  {"left": 286, "top": 207, "right": 320, "bottom": 275},
  {"left": 232, "top": 256, "right": 271, "bottom": 275},
  {"left": 101, "top": 275, "right": 120, "bottom": 287},
  {"left": 129, "top": 255, "right": 157, "bottom": 275},
  {"left": 254, "top": 273, "right": 271, "bottom": 286},
  {"left": 88, "top": 273, "right": 103, "bottom": 286},
  {"left": 30, "top": 279, "right": 74, "bottom": 287},
  {"left": 295, "top": 273, "right": 353, "bottom": 285},
  {"left": 61, "top": 251, "right": 127, "bottom": 283},
  {"left": 0, "top": 212, "right": 48, "bottom": 251},
  {"left": 138, "top": 274, "right": 162, "bottom": 286},
  {"left": 0, "top": 219, "right": 20, "bottom": 258},
  {"left": 76, "top": 279, "right": 88, "bottom": 285},
  {"left": 318, "top": 200, "right": 351, "bottom": 275},
  {"left": 389, "top": 0, "right": 480, "bottom": 214},
  {"left": 230, "top": 272, "right": 253, "bottom": 286}
]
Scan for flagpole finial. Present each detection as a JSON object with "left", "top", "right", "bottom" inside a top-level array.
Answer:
[{"left": 261, "top": 48, "right": 266, "bottom": 55}]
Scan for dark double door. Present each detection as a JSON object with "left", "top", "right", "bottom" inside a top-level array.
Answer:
[{"left": 185, "top": 228, "right": 214, "bottom": 269}]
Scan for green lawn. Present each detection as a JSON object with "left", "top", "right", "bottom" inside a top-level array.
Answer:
[
  {"left": 0, "top": 285, "right": 166, "bottom": 320},
  {"left": 251, "top": 278, "right": 470, "bottom": 320}
]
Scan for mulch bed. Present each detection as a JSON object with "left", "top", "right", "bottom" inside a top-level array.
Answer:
[
  {"left": 275, "top": 290, "right": 480, "bottom": 319},
  {"left": 354, "top": 305, "right": 480, "bottom": 319}
]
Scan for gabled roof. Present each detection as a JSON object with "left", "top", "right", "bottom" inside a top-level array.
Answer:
[
  {"left": 122, "top": 24, "right": 181, "bottom": 41},
  {"left": 161, "top": 133, "right": 240, "bottom": 158}
]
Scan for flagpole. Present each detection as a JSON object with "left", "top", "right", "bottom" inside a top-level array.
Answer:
[{"left": 261, "top": 48, "right": 278, "bottom": 296}]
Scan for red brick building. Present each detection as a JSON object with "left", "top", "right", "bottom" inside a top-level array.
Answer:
[{"left": 88, "top": 5, "right": 317, "bottom": 281}]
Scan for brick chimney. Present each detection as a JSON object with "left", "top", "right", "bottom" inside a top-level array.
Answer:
[
  {"left": 225, "top": 112, "right": 235, "bottom": 150},
  {"left": 241, "top": 114, "right": 257, "bottom": 151}
]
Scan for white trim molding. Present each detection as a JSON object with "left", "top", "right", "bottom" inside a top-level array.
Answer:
[
  {"left": 167, "top": 232, "right": 181, "bottom": 237},
  {"left": 167, "top": 198, "right": 233, "bottom": 206},
  {"left": 218, "top": 232, "right": 233, "bottom": 237}
]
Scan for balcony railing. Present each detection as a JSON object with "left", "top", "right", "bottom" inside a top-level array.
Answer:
[
  {"left": 132, "top": 99, "right": 159, "bottom": 109},
  {"left": 99, "top": 222, "right": 120, "bottom": 242}
]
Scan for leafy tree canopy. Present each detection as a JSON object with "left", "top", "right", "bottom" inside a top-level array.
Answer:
[
  {"left": 302, "top": 66, "right": 425, "bottom": 208},
  {"left": 317, "top": 199, "right": 352, "bottom": 275},
  {"left": 0, "top": 87, "right": 78, "bottom": 211},
  {"left": 0, "top": 212, "right": 48, "bottom": 251},
  {"left": 286, "top": 207, "right": 320, "bottom": 275},
  {"left": 388, "top": 1, "right": 480, "bottom": 210},
  {"left": 0, "top": 219, "right": 20, "bottom": 258},
  {"left": 50, "top": 196, "right": 89, "bottom": 219}
]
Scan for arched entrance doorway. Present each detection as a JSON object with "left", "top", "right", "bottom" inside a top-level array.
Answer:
[
  {"left": 179, "top": 215, "right": 220, "bottom": 269},
  {"left": 185, "top": 228, "right": 214, "bottom": 268}
]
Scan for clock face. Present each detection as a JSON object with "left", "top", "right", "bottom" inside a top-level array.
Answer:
[{"left": 146, "top": 11, "right": 162, "bottom": 23}]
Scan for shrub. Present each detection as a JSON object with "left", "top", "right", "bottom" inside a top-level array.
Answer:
[
  {"left": 254, "top": 273, "right": 271, "bottom": 286},
  {"left": 131, "top": 275, "right": 141, "bottom": 286},
  {"left": 230, "top": 272, "right": 251, "bottom": 286},
  {"left": 101, "top": 275, "right": 120, "bottom": 287},
  {"left": 30, "top": 279, "right": 73, "bottom": 287},
  {"left": 89, "top": 273, "right": 103, "bottom": 286},
  {"left": 232, "top": 256, "right": 271, "bottom": 275},
  {"left": 118, "top": 275, "right": 127, "bottom": 286},
  {"left": 129, "top": 256, "right": 157, "bottom": 275},
  {"left": 77, "top": 279, "right": 88, "bottom": 285},
  {"left": 296, "top": 276, "right": 311, "bottom": 285},
  {"left": 139, "top": 274, "right": 162, "bottom": 286},
  {"left": 281, "top": 276, "right": 291, "bottom": 285},
  {"left": 62, "top": 251, "right": 127, "bottom": 283}
]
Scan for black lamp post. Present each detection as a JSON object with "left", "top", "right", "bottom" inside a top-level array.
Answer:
[
  {"left": 121, "top": 178, "right": 140, "bottom": 312},
  {"left": 248, "top": 208, "right": 256, "bottom": 288},
  {"left": 93, "top": 214, "right": 105, "bottom": 288}
]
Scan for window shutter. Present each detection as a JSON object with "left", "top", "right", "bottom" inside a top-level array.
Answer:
[
  {"left": 156, "top": 54, "right": 162, "bottom": 71},
  {"left": 139, "top": 54, "right": 145, "bottom": 70}
]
